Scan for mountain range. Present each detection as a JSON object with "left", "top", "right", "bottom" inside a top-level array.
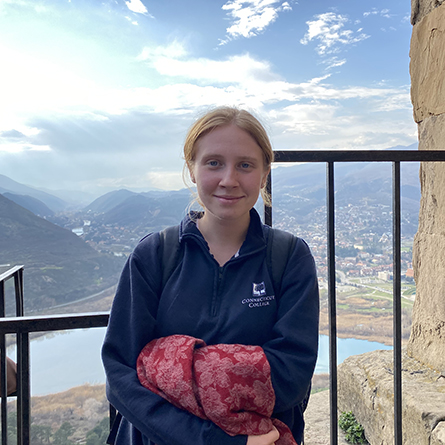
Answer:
[
  {"left": 0, "top": 174, "right": 68, "bottom": 212},
  {"left": 0, "top": 144, "right": 422, "bottom": 312},
  {"left": 0, "top": 194, "right": 123, "bottom": 313}
]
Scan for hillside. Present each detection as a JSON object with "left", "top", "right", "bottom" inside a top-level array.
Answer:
[
  {"left": 7, "top": 384, "right": 109, "bottom": 444},
  {"left": 0, "top": 174, "right": 68, "bottom": 212},
  {"left": 0, "top": 195, "right": 123, "bottom": 313},
  {"left": 3, "top": 192, "right": 54, "bottom": 218},
  {"left": 84, "top": 189, "right": 137, "bottom": 213},
  {"left": 95, "top": 189, "right": 192, "bottom": 229},
  {"left": 271, "top": 161, "right": 421, "bottom": 234}
]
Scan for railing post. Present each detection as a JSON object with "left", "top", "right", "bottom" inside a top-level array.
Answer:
[
  {"left": 392, "top": 162, "right": 402, "bottom": 445},
  {"left": 17, "top": 332, "right": 30, "bottom": 445},
  {"left": 326, "top": 162, "right": 338, "bottom": 445},
  {"left": 0, "top": 280, "right": 7, "bottom": 445},
  {"left": 14, "top": 269, "right": 24, "bottom": 317}
]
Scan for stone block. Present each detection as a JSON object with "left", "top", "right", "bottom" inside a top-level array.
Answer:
[
  {"left": 411, "top": 0, "right": 445, "bottom": 25},
  {"left": 408, "top": 127, "right": 445, "bottom": 370},
  {"left": 418, "top": 114, "right": 445, "bottom": 152},
  {"left": 410, "top": 3, "right": 445, "bottom": 122},
  {"left": 338, "top": 349, "right": 445, "bottom": 445},
  {"left": 304, "top": 390, "right": 350, "bottom": 445},
  {"left": 432, "top": 422, "right": 445, "bottom": 445}
]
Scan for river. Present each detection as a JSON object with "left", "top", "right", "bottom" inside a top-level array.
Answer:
[{"left": 7, "top": 328, "right": 392, "bottom": 396}]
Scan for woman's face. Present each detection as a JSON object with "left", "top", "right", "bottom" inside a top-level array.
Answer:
[{"left": 190, "top": 124, "right": 269, "bottom": 226}]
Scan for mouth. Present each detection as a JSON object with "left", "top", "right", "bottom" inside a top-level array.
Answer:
[{"left": 214, "top": 195, "right": 244, "bottom": 202}]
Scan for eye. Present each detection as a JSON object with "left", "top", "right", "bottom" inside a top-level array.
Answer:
[
  {"left": 240, "top": 162, "right": 252, "bottom": 169},
  {"left": 207, "top": 160, "right": 220, "bottom": 167}
]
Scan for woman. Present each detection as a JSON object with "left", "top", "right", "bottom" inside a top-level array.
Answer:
[{"left": 102, "top": 107, "right": 319, "bottom": 445}]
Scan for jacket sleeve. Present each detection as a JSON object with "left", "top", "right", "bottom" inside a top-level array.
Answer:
[
  {"left": 101, "top": 234, "right": 247, "bottom": 445},
  {"left": 262, "top": 237, "right": 320, "bottom": 414}
]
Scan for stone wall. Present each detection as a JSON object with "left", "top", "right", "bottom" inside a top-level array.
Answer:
[
  {"left": 408, "top": 1, "right": 445, "bottom": 372},
  {"left": 338, "top": 350, "right": 445, "bottom": 445},
  {"left": 337, "top": 3, "right": 445, "bottom": 444}
]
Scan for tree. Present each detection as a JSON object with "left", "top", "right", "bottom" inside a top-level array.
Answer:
[
  {"left": 52, "top": 422, "right": 74, "bottom": 445},
  {"left": 85, "top": 417, "right": 109, "bottom": 445},
  {"left": 6, "top": 411, "right": 17, "bottom": 444},
  {"left": 31, "top": 424, "right": 52, "bottom": 445}
]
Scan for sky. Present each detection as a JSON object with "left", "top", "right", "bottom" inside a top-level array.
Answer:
[{"left": 0, "top": 0, "right": 417, "bottom": 197}]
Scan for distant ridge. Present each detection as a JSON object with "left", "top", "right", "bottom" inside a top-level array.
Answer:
[
  {"left": 3, "top": 192, "right": 54, "bottom": 217},
  {"left": 96, "top": 189, "right": 192, "bottom": 230},
  {"left": 384, "top": 142, "right": 418, "bottom": 150},
  {"left": 85, "top": 189, "right": 137, "bottom": 213},
  {"left": 0, "top": 174, "right": 68, "bottom": 212}
]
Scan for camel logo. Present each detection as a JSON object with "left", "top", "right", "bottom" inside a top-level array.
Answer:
[{"left": 252, "top": 282, "right": 266, "bottom": 297}]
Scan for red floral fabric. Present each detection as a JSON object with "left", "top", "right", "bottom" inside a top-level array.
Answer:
[{"left": 137, "top": 335, "right": 297, "bottom": 445}]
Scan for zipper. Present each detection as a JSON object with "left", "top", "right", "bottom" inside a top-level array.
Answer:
[
  {"left": 211, "top": 266, "right": 224, "bottom": 317},
  {"left": 185, "top": 231, "right": 267, "bottom": 317}
]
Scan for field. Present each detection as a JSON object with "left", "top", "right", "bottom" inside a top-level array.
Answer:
[{"left": 319, "top": 276, "right": 414, "bottom": 346}]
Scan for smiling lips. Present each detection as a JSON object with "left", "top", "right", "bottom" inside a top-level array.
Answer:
[{"left": 214, "top": 195, "right": 244, "bottom": 202}]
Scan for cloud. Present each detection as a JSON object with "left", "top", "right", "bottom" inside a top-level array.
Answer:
[
  {"left": 0, "top": 110, "right": 190, "bottom": 192},
  {"left": 138, "top": 42, "right": 280, "bottom": 85},
  {"left": 270, "top": 102, "right": 416, "bottom": 151},
  {"left": 0, "top": 1, "right": 417, "bottom": 196},
  {"left": 125, "top": 0, "right": 152, "bottom": 16},
  {"left": 1, "top": 41, "right": 412, "bottom": 134},
  {"left": 220, "top": 0, "right": 292, "bottom": 44},
  {"left": 300, "top": 12, "right": 369, "bottom": 55},
  {"left": 1, "top": 129, "right": 25, "bottom": 139},
  {"left": 137, "top": 40, "right": 188, "bottom": 61},
  {"left": 363, "top": 8, "right": 392, "bottom": 19},
  {"left": 125, "top": 16, "right": 139, "bottom": 25},
  {"left": 0, "top": 42, "right": 415, "bottom": 192},
  {"left": 135, "top": 45, "right": 411, "bottom": 109},
  {"left": 321, "top": 56, "right": 347, "bottom": 71}
]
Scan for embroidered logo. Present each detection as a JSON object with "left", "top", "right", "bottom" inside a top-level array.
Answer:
[
  {"left": 252, "top": 282, "right": 266, "bottom": 297},
  {"left": 242, "top": 282, "right": 275, "bottom": 308}
]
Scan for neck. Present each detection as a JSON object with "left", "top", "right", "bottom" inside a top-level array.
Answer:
[
  {"left": 198, "top": 211, "right": 250, "bottom": 242},
  {"left": 197, "top": 211, "right": 251, "bottom": 266}
]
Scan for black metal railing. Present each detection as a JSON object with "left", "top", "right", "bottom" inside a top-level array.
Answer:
[
  {"left": 265, "top": 149, "right": 445, "bottom": 445},
  {"left": 0, "top": 266, "right": 109, "bottom": 445},
  {"left": 0, "top": 265, "right": 24, "bottom": 445},
  {"left": 1, "top": 149, "right": 445, "bottom": 445}
]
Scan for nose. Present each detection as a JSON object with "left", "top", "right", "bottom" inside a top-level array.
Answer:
[{"left": 219, "top": 165, "right": 239, "bottom": 188}]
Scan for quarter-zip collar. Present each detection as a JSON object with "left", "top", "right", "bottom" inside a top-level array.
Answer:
[{"left": 179, "top": 208, "right": 267, "bottom": 259}]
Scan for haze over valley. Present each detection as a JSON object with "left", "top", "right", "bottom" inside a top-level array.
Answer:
[{"left": 1, "top": 148, "right": 419, "bottom": 333}]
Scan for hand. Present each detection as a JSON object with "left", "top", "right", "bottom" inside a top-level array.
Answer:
[
  {"left": 247, "top": 426, "right": 280, "bottom": 445},
  {"left": 6, "top": 357, "right": 17, "bottom": 396}
]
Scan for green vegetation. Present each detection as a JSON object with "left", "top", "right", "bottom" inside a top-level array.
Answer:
[
  {"left": 52, "top": 422, "right": 74, "bottom": 445},
  {"left": 2, "top": 414, "right": 109, "bottom": 445},
  {"left": 310, "top": 386, "right": 328, "bottom": 394},
  {"left": 85, "top": 417, "right": 109, "bottom": 445},
  {"left": 336, "top": 246, "right": 360, "bottom": 258},
  {"left": 402, "top": 286, "right": 416, "bottom": 296},
  {"left": 339, "top": 411, "right": 368, "bottom": 444}
]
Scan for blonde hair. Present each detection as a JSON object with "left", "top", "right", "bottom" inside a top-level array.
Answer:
[{"left": 183, "top": 106, "right": 273, "bottom": 206}]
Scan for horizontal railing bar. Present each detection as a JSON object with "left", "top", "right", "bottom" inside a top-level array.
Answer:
[
  {"left": 0, "top": 312, "right": 109, "bottom": 335},
  {"left": 274, "top": 150, "right": 445, "bottom": 163},
  {"left": 0, "top": 266, "right": 24, "bottom": 284}
]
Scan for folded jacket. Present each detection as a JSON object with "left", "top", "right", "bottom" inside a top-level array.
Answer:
[{"left": 137, "top": 335, "right": 297, "bottom": 445}]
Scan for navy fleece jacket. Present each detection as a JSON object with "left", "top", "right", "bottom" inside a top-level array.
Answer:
[{"left": 102, "top": 209, "right": 319, "bottom": 445}]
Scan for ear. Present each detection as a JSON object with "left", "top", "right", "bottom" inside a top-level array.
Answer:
[
  {"left": 187, "top": 163, "right": 196, "bottom": 183},
  {"left": 261, "top": 167, "right": 271, "bottom": 188}
]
